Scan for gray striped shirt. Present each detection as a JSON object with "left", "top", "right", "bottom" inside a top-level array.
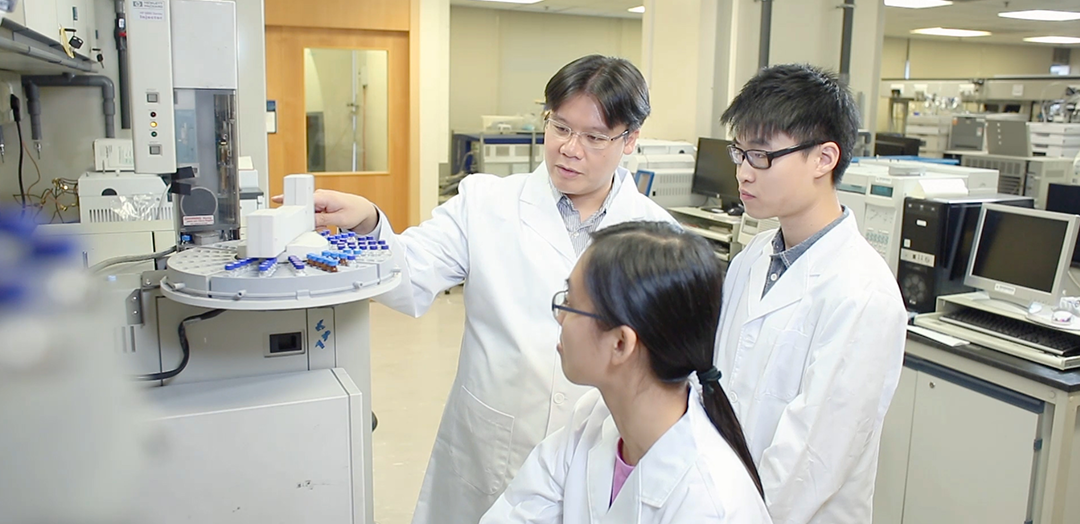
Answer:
[{"left": 551, "top": 173, "right": 623, "bottom": 256}]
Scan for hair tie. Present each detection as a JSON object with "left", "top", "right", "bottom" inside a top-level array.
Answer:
[{"left": 697, "top": 366, "right": 722, "bottom": 393}]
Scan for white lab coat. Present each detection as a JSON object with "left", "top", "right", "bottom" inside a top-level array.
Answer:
[
  {"left": 479, "top": 389, "right": 774, "bottom": 524},
  {"left": 715, "top": 213, "right": 907, "bottom": 524},
  {"left": 371, "top": 164, "right": 677, "bottom": 524}
]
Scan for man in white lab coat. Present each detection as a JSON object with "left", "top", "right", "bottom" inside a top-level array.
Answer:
[
  {"left": 290, "top": 56, "right": 676, "bottom": 524},
  {"left": 714, "top": 64, "right": 908, "bottom": 524}
]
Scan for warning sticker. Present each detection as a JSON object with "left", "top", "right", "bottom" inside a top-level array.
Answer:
[
  {"left": 183, "top": 215, "right": 215, "bottom": 226},
  {"left": 131, "top": 0, "right": 166, "bottom": 21}
]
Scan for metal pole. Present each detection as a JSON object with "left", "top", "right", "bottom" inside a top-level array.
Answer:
[
  {"left": 839, "top": 0, "right": 855, "bottom": 86},
  {"left": 758, "top": 0, "right": 773, "bottom": 69}
]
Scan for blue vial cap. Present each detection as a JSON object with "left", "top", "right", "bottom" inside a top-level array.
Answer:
[
  {"left": 380, "top": 245, "right": 389, "bottom": 250},
  {"left": 0, "top": 282, "right": 26, "bottom": 306},
  {"left": 346, "top": 253, "right": 356, "bottom": 260},
  {"left": 32, "top": 236, "right": 76, "bottom": 259}
]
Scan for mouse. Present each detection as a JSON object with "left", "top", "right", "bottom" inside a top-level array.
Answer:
[
  {"left": 1052, "top": 310, "right": 1075, "bottom": 325},
  {"left": 726, "top": 207, "right": 744, "bottom": 217}
]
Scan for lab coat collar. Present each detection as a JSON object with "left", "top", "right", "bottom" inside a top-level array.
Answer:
[
  {"left": 586, "top": 391, "right": 702, "bottom": 521},
  {"left": 520, "top": 163, "right": 640, "bottom": 264},
  {"left": 744, "top": 212, "right": 858, "bottom": 322}
]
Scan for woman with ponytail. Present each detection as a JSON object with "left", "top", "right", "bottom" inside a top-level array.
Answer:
[{"left": 479, "top": 221, "right": 770, "bottom": 523}]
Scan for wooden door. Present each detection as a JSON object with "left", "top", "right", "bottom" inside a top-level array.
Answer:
[{"left": 266, "top": 26, "right": 410, "bottom": 230}]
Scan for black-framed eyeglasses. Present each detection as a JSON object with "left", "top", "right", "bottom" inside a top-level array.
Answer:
[
  {"left": 544, "top": 116, "right": 630, "bottom": 151},
  {"left": 551, "top": 290, "right": 605, "bottom": 322},
  {"left": 727, "top": 141, "right": 824, "bottom": 169}
]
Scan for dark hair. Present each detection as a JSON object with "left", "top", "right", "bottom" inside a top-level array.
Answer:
[
  {"left": 720, "top": 63, "right": 860, "bottom": 184},
  {"left": 584, "top": 221, "right": 764, "bottom": 499},
  {"left": 544, "top": 55, "right": 650, "bottom": 132}
]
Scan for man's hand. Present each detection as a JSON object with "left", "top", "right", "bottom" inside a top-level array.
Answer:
[{"left": 270, "top": 189, "right": 380, "bottom": 234}]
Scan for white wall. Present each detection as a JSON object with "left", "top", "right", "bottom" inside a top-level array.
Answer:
[
  {"left": 0, "top": 0, "right": 268, "bottom": 222},
  {"left": 304, "top": 49, "right": 389, "bottom": 172},
  {"left": 641, "top": 0, "right": 719, "bottom": 143},
  {"left": 415, "top": 0, "right": 450, "bottom": 221},
  {"left": 881, "top": 37, "right": 1057, "bottom": 79},
  {"left": 448, "top": 6, "right": 642, "bottom": 132},
  {"left": 648, "top": 0, "right": 885, "bottom": 141},
  {"left": 364, "top": 51, "right": 389, "bottom": 172}
]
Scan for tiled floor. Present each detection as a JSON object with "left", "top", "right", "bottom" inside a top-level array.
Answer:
[{"left": 370, "top": 289, "right": 465, "bottom": 524}]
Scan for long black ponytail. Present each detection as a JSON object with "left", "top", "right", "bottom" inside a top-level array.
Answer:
[{"left": 584, "top": 221, "right": 765, "bottom": 499}]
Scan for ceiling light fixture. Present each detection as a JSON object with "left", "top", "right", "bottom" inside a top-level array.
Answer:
[
  {"left": 628, "top": 6, "right": 645, "bottom": 13},
  {"left": 884, "top": 0, "right": 952, "bottom": 8},
  {"left": 1023, "top": 36, "right": 1080, "bottom": 45},
  {"left": 911, "top": 27, "right": 992, "bottom": 38},
  {"left": 999, "top": 10, "right": 1080, "bottom": 22}
]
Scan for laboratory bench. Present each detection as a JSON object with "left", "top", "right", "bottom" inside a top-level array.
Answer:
[{"left": 874, "top": 331, "right": 1080, "bottom": 524}]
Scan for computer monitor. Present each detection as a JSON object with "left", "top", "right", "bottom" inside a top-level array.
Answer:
[
  {"left": 691, "top": 138, "right": 740, "bottom": 208},
  {"left": 874, "top": 133, "right": 921, "bottom": 156},
  {"left": 1045, "top": 183, "right": 1080, "bottom": 267},
  {"left": 964, "top": 203, "right": 1080, "bottom": 307}
]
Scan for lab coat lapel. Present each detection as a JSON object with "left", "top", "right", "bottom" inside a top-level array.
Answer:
[
  {"left": 596, "top": 168, "right": 646, "bottom": 228},
  {"left": 586, "top": 416, "right": 620, "bottom": 523},
  {"left": 744, "top": 231, "right": 808, "bottom": 323},
  {"left": 594, "top": 397, "right": 700, "bottom": 524},
  {"left": 602, "top": 470, "right": 641, "bottom": 524},
  {"left": 519, "top": 164, "right": 576, "bottom": 264}
]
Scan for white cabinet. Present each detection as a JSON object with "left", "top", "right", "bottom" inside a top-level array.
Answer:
[
  {"left": 874, "top": 367, "right": 918, "bottom": 524},
  {"left": 875, "top": 360, "right": 1044, "bottom": 524}
]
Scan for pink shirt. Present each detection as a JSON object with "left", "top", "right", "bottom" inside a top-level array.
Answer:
[{"left": 610, "top": 438, "right": 636, "bottom": 506}]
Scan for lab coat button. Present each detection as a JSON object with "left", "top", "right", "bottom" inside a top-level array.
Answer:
[
  {"left": 730, "top": 392, "right": 739, "bottom": 404},
  {"left": 770, "top": 273, "right": 778, "bottom": 282},
  {"left": 553, "top": 392, "right": 566, "bottom": 405}
]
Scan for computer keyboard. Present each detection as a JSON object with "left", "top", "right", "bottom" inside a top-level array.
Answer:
[{"left": 940, "top": 307, "right": 1080, "bottom": 356}]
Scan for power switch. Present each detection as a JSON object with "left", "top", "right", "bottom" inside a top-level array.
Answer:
[{"left": 268, "top": 332, "right": 304, "bottom": 356}]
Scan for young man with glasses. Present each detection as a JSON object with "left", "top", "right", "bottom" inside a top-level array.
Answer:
[
  {"left": 284, "top": 55, "right": 675, "bottom": 524},
  {"left": 714, "top": 64, "right": 907, "bottom": 524}
]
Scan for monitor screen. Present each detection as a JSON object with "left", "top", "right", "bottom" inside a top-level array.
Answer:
[
  {"left": 635, "top": 170, "right": 654, "bottom": 195},
  {"left": 873, "top": 133, "right": 921, "bottom": 156},
  {"left": 1045, "top": 183, "right": 1080, "bottom": 266},
  {"left": 970, "top": 208, "right": 1069, "bottom": 294},
  {"left": 691, "top": 138, "right": 739, "bottom": 206}
]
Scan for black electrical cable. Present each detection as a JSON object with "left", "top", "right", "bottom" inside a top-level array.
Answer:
[
  {"left": 11, "top": 94, "right": 24, "bottom": 210},
  {"left": 138, "top": 309, "right": 226, "bottom": 382}
]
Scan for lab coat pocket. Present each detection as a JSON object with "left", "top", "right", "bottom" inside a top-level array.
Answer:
[
  {"left": 448, "top": 385, "right": 516, "bottom": 495},
  {"left": 761, "top": 329, "right": 811, "bottom": 401}
]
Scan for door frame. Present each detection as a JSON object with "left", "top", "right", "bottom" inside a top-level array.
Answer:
[{"left": 266, "top": 26, "right": 411, "bottom": 229}]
